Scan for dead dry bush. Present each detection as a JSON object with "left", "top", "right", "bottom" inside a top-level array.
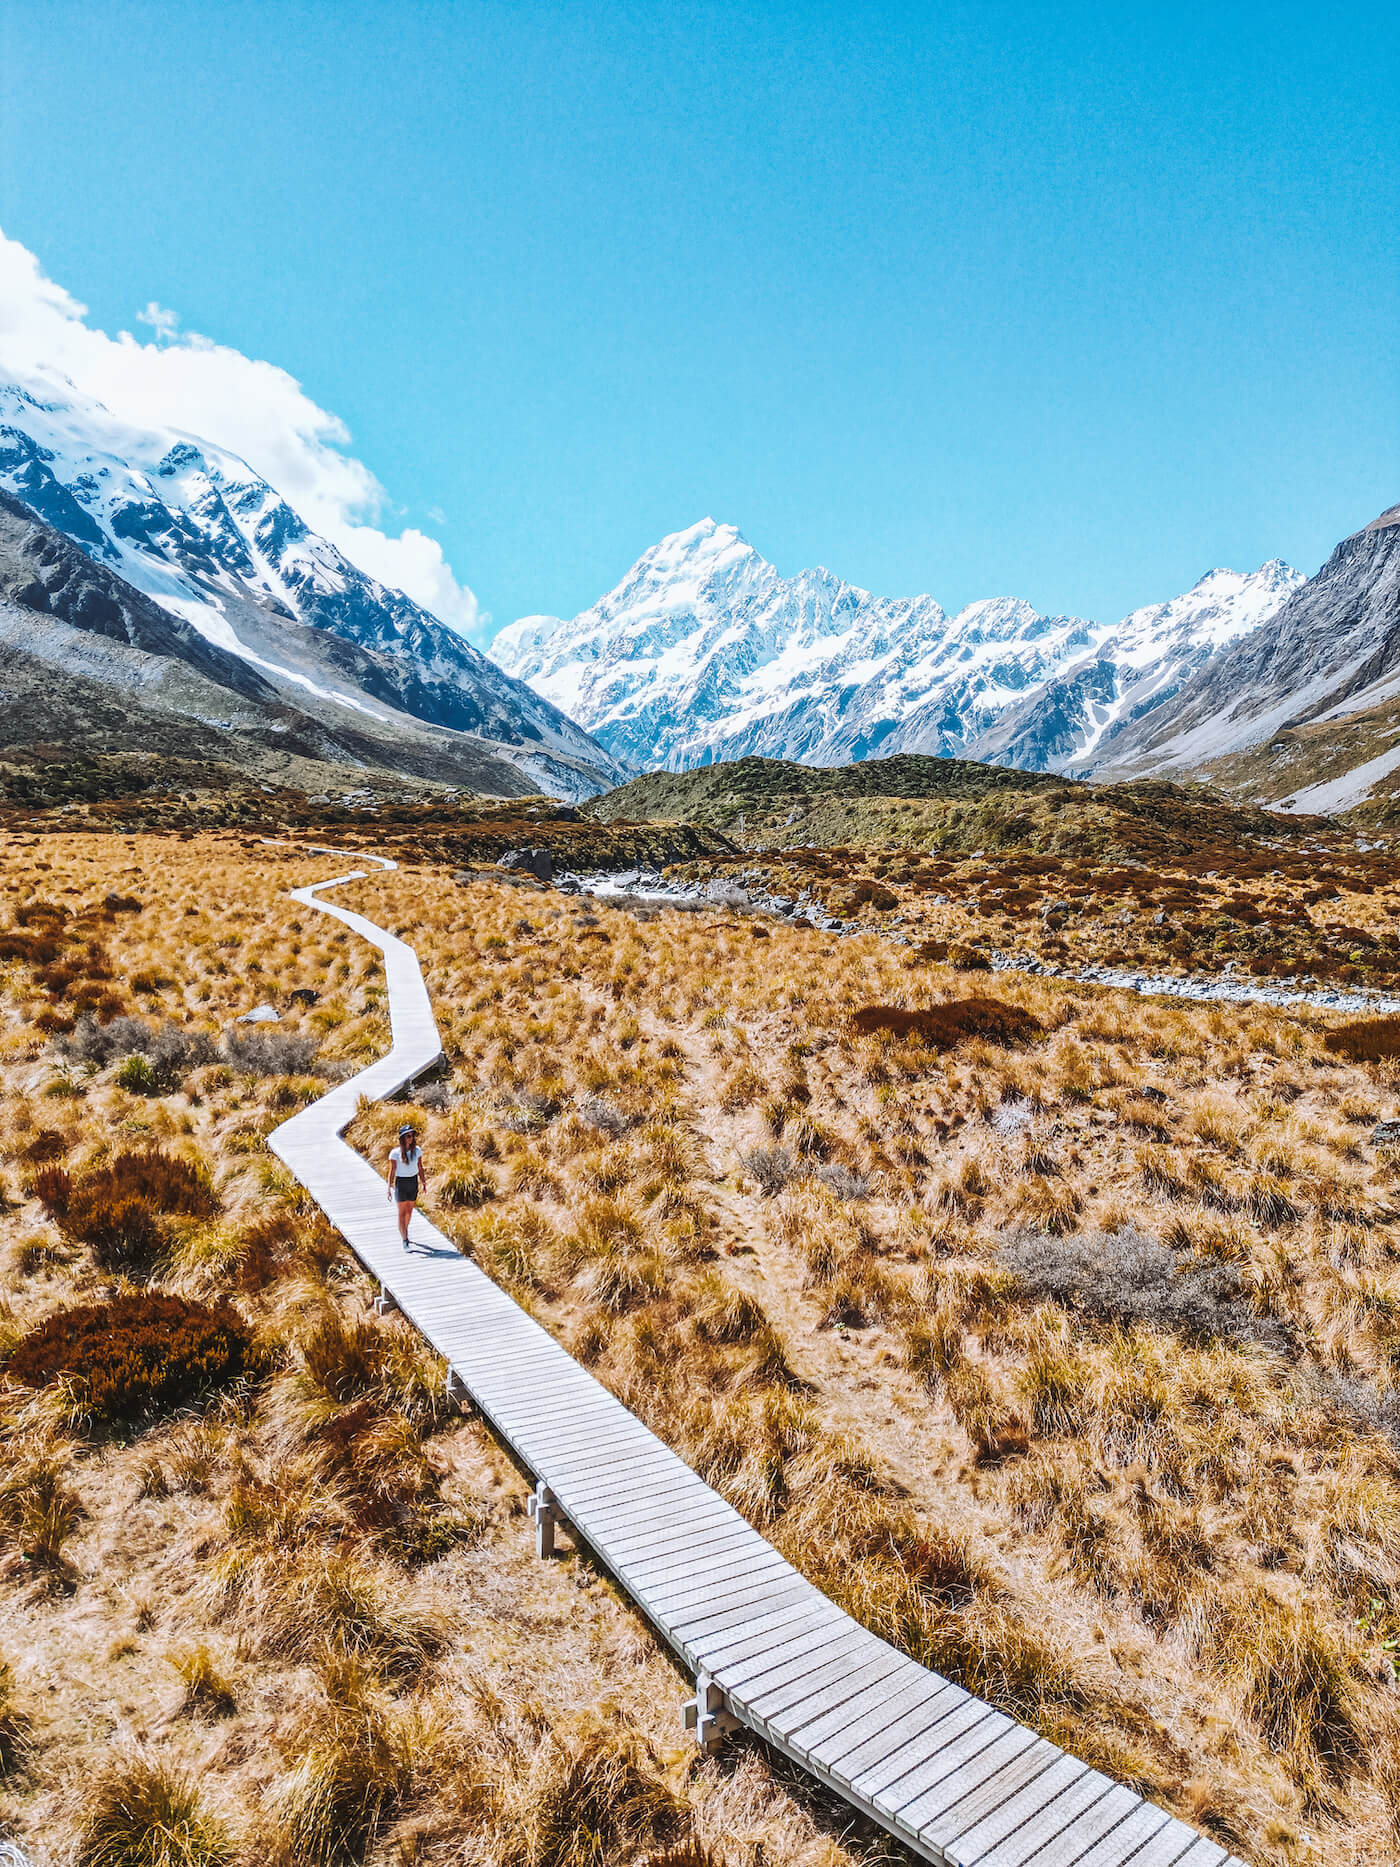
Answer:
[
  {"left": 221, "top": 1025, "right": 322, "bottom": 1076},
  {"left": 741, "top": 1144, "right": 796, "bottom": 1196},
  {"left": 59, "top": 1012, "right": 218, "bottom": 1090},
  {"left": 998, "top": 1225, "right": 1293, "bottom": 1350}
]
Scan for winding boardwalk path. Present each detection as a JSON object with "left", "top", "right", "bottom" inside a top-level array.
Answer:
[{"left": 270, "top": 856, "right": 1245, "bottom": 1867}]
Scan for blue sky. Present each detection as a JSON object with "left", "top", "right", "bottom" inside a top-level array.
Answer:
[{"left": 2, "top": 0, "right": 1396, "bottom": 644}]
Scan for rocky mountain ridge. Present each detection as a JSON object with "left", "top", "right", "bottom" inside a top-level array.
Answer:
[
  {"left": 0, "top": 485, "right": 575, "bottom": 801},
  {"left": 0, "top": 374, "right": 625, "bottom": 798},
  {"left": 493, "top": 518, "right": 1301, "bottom": 775},
  {"left": 1096, "top": 504, "right": 1400, "bottom": 810}
]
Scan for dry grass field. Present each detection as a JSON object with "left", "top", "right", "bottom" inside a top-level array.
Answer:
[{"left": 6, "top": 827, "right": 1400, "bottom": 1865}]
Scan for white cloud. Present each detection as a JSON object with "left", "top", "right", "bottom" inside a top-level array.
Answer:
[
  {"left": 0, "top": 229, "right": 482, "bottom": 634},
  {"left": 137, "top": 301, "right": 180, "bottom": 341}
]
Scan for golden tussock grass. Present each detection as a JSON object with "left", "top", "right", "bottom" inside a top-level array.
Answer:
[{"left": 9, "top": 829, "right": 1400, "bottom": 1862}]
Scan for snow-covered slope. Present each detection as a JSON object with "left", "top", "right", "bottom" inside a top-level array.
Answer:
[
  {"left": 493, "top": 519, "right": 1300, "bottom": 775},
  {"left": 0, "top": 374, "right": 625, "bottom": 797},
  {"left": 1096, "top": 505, "right": 1400, "bottom": 792}
]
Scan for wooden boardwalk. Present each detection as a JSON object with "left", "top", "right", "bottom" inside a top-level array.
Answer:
[{"left": 270, "top": 858, "right": 1245, "bottom": 1867}]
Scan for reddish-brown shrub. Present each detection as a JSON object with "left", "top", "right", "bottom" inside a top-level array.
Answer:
[
  {"left": 845, "top": 880, "right": 899, "bottom": 912},
  {"left": 7, "top": 1292, "right": 260, "bottom": 1428},
  {"left": 51, "top": 1150, "right": 218, "bottom": 1273},
  {"left": 32, "top": 1007, "right": 76, "bottom": 1035},
  {"left": 0, "top": 931, "right": 63, "bottom": 965},
  {"left": 234, "top": 1212, "right": 297, "bottom": 1291},
  {"left": 850, "top": 999, "right": 1043, "bottom": 1050},
  {"left": 31, "top": 1164, "right": 72, "bottom": 1219},
  {"left": 1323, "top": 1019, "right": 1400, "bottom": 1063},
  {"left": 15, "top": 900, "right": 66, "bottom": 929},
  {"left": 24, "top": 1130, "right": 68, "bottom": 1165}
]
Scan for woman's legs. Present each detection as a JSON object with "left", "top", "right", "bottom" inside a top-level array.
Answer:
[{"left": 396, "top": 1195, "right": 415, "bottom": 1243}]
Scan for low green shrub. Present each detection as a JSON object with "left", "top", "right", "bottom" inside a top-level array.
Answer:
[
  {"left": 7, "top": 1292, "right": 261, "bottom": 1430},
  {"left": 116, "top": 1054, "right": 159, "bottom": 1095}
]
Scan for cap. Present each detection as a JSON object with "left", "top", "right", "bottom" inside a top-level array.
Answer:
[{"left": 398, "top": 1124, "right": 415, "bottom": 1138}]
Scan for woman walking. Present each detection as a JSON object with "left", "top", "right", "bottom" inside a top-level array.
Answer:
[{"left": 386, "top": 1123, "right": 427, "bottom": 1246}]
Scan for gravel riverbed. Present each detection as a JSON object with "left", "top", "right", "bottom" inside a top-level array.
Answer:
[{"left": 565, "top": 867, "right": 1400, "bottom": 1018}]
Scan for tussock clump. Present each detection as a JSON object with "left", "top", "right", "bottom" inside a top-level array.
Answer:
[
  {"left": 265, "top": 1670, "right": 424, "bottom": 1867},
  {"left": 439, "top": 1159, "right": 496, "bottom": 1208},
  {"left": 75, "top": 1753, "right": 235, "bottom": 1867},
  {"left": 1203, "top": 1587, "right": 1368, "bottom": 1794},
  {"left": 999, "top": 1225, "right": 1292, "bottom": 1349},
  {"left": 294, "top": 1307, "right": 443, "bottom": 1428},
  {"left": 521, "top": 1714, "right": 690, "bottom": 1867},
  {"left": 170, "top": 1643, "right": 237, "bottom": 1718},
  {"left": 0, "top": 1442, "right": 86, "bottom": 1574},
  {"left": 851, "top": 997, "right": 1042, "bottom": 1048},
  {"left": 690, "top": 1276, "right": 773, "bottom": 1345},
  {"left": 246, "top": 1553, "right": 442, "bottom": 1678},
  {"left": 0, "top": 1654, "right": 31, "bottom": 1771},
  {"left": 8, "top": 1292, "right": 260, "bottom": 1430}
]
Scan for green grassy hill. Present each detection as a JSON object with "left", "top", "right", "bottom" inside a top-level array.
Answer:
[
  {"left": 585, "top": 755, "right": 1327, "bottom": 864},
  {"left": 585, "top": 754, "right": 1060, "bottom": 829}
]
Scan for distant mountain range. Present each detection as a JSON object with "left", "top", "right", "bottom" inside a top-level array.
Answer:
[
  {"left": 5, "top": 358, "right": 1393, "bottom": 822},
  {"left": 0, "top": 374, "right": 625, "bottom": 799},
  {"left": 492, "top": 519, "right": 1301, "bottom": 778}
]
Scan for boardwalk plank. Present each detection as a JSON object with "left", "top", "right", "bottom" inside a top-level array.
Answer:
[{"left": 973, "top": 1782, "right": 1141, "bottom": 1867}]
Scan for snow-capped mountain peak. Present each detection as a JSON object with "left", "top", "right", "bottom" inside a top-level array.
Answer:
[
  {"left": 492, "top": 522, "right": 1301, "bottom": 775},
  {"left": 0, "top": 372, "right": 625, "bottom": 796}
]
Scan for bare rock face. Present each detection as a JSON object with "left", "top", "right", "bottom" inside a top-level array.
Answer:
[
  {"left": 0, "top": 484, "right": 280, "bottom": 703},
  {"left": 0, "top": 487, "right": 585, "bottom": 799},
  {"left": 1094, "top": 505, "right": 1400, "bottom": 779}
]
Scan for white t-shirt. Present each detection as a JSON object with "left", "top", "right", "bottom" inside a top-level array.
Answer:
[{"left": 390, "top": 1145, "right": 422, "bottom": 1179}]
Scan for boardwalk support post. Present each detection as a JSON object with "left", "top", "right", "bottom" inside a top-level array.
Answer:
[
  {"left": 444, "top": 1369, "right": 469, "bottom": 1409},
  {"left": 527, "top": 1481, "right": 559, "bottom": 1558},
  {"left": 373, "top": 1288, "right": 399, "bottom": 1316},
  {"left": 683, "top": 1672, "right": 739, "bottom": 1755}
]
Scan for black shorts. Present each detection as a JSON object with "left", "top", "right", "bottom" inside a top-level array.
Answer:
[{"left": 395, "top": 1176, "right": 419, "bottom": 1202}]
